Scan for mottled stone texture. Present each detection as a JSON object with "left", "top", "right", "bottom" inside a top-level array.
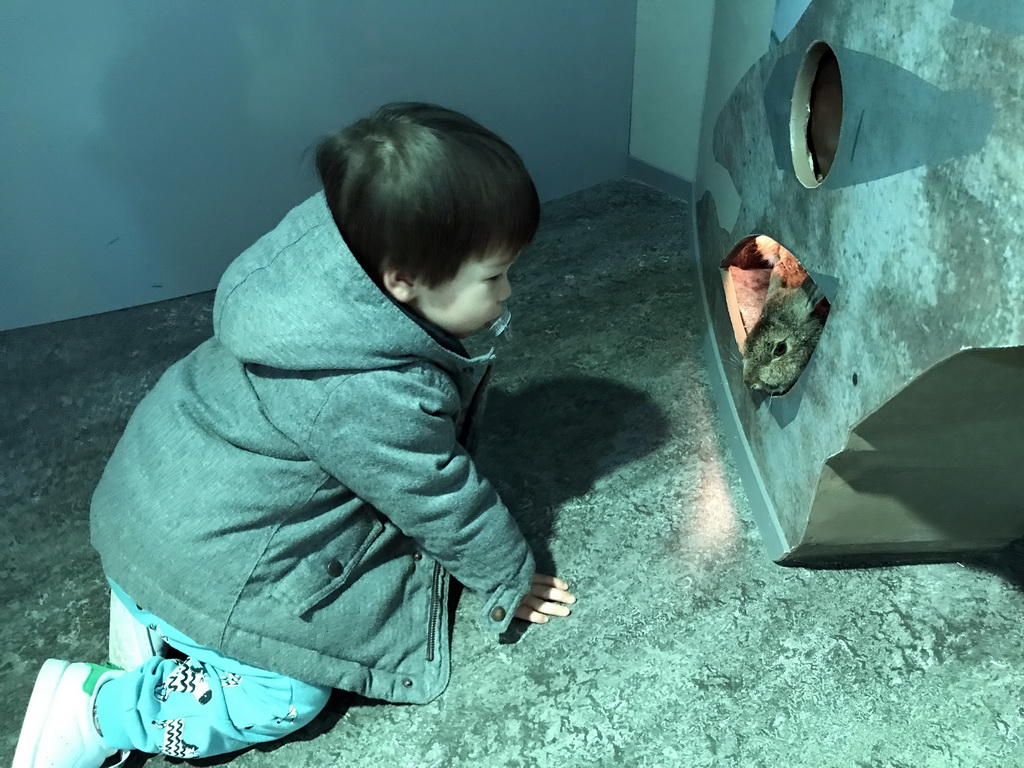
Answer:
[
  {"left": 695, "top": 0, "right": 1024, "bottom": 557},
  {"left": 3, "top": 180, "right": 1023, "bottom": 766}
]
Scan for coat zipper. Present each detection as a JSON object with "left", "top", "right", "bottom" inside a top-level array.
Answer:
[{"left": 426, "top": 561, "right": 443, "bottom": 662}]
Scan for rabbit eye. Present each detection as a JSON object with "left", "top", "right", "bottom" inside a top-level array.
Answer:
[{"left": 772, "top": 341, "right": 788, "bottom": 358}]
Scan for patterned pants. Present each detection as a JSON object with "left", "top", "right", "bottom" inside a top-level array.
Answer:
[{"left": 95, "top": 583, "right": 332, "bottom": 758}]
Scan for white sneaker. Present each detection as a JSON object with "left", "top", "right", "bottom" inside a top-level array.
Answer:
[
  {"left": 13, "top": 659, "right": 122, "bottom": 768},
  {"left": 107, "top": 589, "right": 168, "bottom": 671}
]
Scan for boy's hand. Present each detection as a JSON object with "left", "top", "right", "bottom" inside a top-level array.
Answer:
[{"left": 514, "top": 574, "right": 576, "bottom": 624}]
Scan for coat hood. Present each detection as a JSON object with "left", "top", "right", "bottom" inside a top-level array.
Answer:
[{"left": 213, "top": 192, "right": 482, "bottom": 374}]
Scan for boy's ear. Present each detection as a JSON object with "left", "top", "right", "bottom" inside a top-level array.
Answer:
[{"left": 382, "top": 268, "right": 418, "bottom": 304}]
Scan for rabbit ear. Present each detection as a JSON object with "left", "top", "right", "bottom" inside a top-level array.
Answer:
[
  {"left": 777, "top": 281, "right": 816, "bottom": 322},
  {"left": 797, "top": 279, "right": 826, "bottom": 309},
  {"left": 795, "top": 281, "right": 831, "bottom": 324},
  {"left": 811, "top": 295, "right": 831, "bottom": 322}
]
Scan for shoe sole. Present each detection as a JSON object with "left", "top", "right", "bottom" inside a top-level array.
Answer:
[{"left": 12, "top": 658, "right": 70, "bottom": 768}]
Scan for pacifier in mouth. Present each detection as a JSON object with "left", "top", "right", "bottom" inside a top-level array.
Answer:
[
  {"left": 463, "top": 305, "right": 513, "bottom": 358},
  {"left": 488, "top": 305, "right": 512, "bottom": 337}
]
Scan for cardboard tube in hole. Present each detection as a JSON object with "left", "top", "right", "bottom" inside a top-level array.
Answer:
[{"left": 791, "top": 41, "right": 844, "bottom": 188}]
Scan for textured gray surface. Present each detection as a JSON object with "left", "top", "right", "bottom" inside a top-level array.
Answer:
[
  {"left": 695, "top": 0, "right": 1024, "bottom": 552},
  {"left": 3, "top": 179, "right": 1023, "bottom": 766}
]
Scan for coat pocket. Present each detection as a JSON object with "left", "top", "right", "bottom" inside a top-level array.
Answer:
[{"left": 273, "top": 515, "right": 386, "bottom": 618}]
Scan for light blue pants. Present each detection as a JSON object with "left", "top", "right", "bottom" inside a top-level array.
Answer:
[{"left": 95, "top": 583, "right": 332, "bottom": 758}]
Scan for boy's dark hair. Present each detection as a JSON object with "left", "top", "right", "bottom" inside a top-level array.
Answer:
[{"left": 315, "top": 102, "right": 540, "bottom": 287}]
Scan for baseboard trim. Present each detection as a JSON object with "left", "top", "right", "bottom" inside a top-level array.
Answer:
[{"left": 625, "top": 157, "right": 694, "bottom": 202}]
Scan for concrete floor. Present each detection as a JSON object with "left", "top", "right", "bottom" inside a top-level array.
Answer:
[{"left": 3, "top": 179, "right": 1023, "bottom": 767}]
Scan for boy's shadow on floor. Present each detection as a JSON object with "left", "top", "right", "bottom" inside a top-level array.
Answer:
[
  {"left": 162, "top": 375, "right": 668, "bottom": 765},
  {"left": 477, "top": 375, "right": 670, "bottom": 574}
]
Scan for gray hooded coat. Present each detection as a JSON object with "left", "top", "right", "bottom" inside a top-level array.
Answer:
[{"left": 90, "top": 192, "right": 535, "bottom": 704}]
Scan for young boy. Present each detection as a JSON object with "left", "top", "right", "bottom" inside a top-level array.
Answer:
[{"left": 15, "top": 102, "right": 576, "bottom": 766}]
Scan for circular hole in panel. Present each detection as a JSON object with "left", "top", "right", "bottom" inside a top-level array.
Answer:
[{"left": 790, "top": 41, "right": 843, "bottom": 188}]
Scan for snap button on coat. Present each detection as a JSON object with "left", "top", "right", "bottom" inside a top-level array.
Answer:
[
  {"left": 490, "top": 606, "right": 506, "bottom": 622},
  {"left": 327, "top": 559, "right": 344, "bottom": 578}
]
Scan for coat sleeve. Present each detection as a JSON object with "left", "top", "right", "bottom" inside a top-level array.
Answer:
[{"left": 304, "top": 365, "right": 535, "bottom": 633}]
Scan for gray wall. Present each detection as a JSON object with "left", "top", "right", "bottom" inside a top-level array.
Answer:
[
  {"left": 629, "top": 0, "right": 714, "bottom": 182},
  {"left": 1, "top": 0, "right": 636, "bottom": 330}
]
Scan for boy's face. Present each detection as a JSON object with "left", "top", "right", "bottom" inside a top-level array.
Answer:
[{"left": 385, "top": 251, "right": 518, "bottom": 339}]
